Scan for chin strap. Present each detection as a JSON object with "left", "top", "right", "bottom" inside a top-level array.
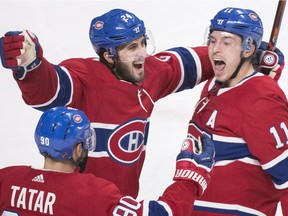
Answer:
[
  {"left": 229, "top": 44, "right": 256, "bottom": 81},
  {"left": 70, "top": 151, "right": 89, "bottom": 173},
  {"left": 229, "top": 56, "right": 248, "bottom": 81}
]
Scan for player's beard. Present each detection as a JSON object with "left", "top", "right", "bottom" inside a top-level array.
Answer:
[
  {"left": 77, "top": 151, "right": 89, "bottom": 173},
  {"left": 114, "top": 60, "right": 145, "bottom": 84}
]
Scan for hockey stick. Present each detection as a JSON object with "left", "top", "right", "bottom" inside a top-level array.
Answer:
[{"left": 267, "top": 0, "right": 286, "bottom": 51}]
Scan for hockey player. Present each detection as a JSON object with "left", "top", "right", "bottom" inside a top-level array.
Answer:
[
  {"left": 0, "top": 106, "right": 215, "bottom": 216},
  {"left": 186, "top": 7, "right": 288, "bottom": 215},
  {"left": 0, "top": 8, "right": 284, "bottom": 199}
]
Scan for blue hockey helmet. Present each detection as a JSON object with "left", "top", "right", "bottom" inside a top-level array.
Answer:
[
  {"left": 209, "top": 7, "right": 263, "bottom": 51},
  {"left": 34, "top": 107, "right": 96, "bottom": 160},
  {"left": 89, "top": 8, "right": 146, "bottom": 57}
]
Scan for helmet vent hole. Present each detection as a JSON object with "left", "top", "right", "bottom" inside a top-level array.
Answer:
[
  {"left": 63, "top": 127, "right": 70, "bottom": 141},
  {"left": 40, "top": 121, "right": 45, "bottom": 129},
  {"left": 52, "top": 123, "right": 57, "bottom": 132}
]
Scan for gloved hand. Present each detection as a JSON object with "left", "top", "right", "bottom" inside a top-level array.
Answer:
[
  {"left": 173, "top": 135, "right": 215, "bottom": 196},
  {"left": 0, "top": 30, "right": 43, "bottom": 80},
  {"left": 255, "top": 41, "right": 285, "bottom": 81}
]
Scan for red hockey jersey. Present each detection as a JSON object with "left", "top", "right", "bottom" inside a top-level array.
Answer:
[
  {"left": 0, "top": 166, "right": 198, "bottom": 216},
  {"left": 188, "top": 73, "right": 288, "bottom": 215},
  {"left": 14, "top": 46, "right": 213, "bottom": 198}
]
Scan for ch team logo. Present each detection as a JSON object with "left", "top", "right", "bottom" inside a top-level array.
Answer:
[
  {"left": 73, "top": 114, "right": 82, "bottom": 123},
  {"left": 108, "top": 119, "right": 147, "bottom": 164},
  {"left": 248, "top": 13, "right": 258, "bottom": 21},
  {"left": 94, "top": 21, "right": 104, "bottom": 30}
]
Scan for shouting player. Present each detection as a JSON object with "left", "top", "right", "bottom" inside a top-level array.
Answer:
[
  {"left": 0, "top": 8, "right": 284, "bottom": 199},
  {"left": 0, "top": 106, "right": 215, "bottom": 216},
  {"left": 186, "top": 7, "right": 288, "bottom": 215}
]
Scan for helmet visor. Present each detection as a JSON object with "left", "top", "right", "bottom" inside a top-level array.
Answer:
[
  {"left": 145, "top": 29, "right": 156, "bottom": 55},
  {"left": 84, "top": 127, "right": 96, "bottom": 152}
]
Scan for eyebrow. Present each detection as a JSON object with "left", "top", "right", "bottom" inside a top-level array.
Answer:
[
  {"left": 210, "top": 34, "right": 235, "bottom": 40},
  {"left": 118, "top": 36, "right": 144, "bottom": 50}
]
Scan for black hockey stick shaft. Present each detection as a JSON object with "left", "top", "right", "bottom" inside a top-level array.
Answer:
[{"left": 267, "top": 0, "right": 286, "bottom": 51}]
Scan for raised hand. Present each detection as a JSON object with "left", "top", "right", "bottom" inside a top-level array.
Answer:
[
  {"left": 255, "top": 41, "right": 285, "bottom": 81},
  {"left": 0, "top": 30, "right": 43, "bottom": 80}
]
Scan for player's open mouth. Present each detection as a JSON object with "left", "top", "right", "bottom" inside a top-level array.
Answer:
[
  {"left": 214, "top": 60, "right": 226, "bottom": 72},
  {"left": 133, "top": 62, "right": 144, "bottom": 69}
]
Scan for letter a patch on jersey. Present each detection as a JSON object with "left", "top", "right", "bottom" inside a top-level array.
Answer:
[{"left": 206, "top": 110, "right": 218, "bottom": 129}]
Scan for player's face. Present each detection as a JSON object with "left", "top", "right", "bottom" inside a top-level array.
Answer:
[
  {"left": 115, "top": 36, "right": 147, "bottom": 83},
  {"left": 208, "top": 31, "right": 243, "bottom": 84}
]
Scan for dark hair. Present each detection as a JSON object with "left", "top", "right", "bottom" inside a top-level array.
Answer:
[{"left": 97, "top": 48, "right": 115, "bottom": 69}]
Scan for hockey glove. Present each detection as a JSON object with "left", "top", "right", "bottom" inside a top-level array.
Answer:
[
  {"left": 173, "top": 135, "right": 215, "bottom": 196},
  {"left": 255, "top": 41, "right": 285, "bottom": 81},
  {"left": 0, "top": 30, "right": 43, "bottom": 80}
]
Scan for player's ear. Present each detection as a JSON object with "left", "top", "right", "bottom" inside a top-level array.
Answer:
[
  {"left": 243, "top": 44, "right": 256, "bottom": 59},
  {"left": 103, "top": 51, "right": 114, "bottom": 64},
  {"left": 75, "top": 143, "right": 84, "bottom": 157}
]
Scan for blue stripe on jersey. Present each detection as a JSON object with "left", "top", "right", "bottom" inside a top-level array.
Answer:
[
  {"left": 167, "top": 47, "right": 199, "bottom": 91},
  {"left": 264, "top": 155, "right": 288, "bottom": 188},
  {"left": 148, "top": 201, "right": 169, "bottom": 216},
  {"left": 213, "top": 139, "right": 254, "bottom": 162},
  {"left": 94, "top": 127, "right": 114, "bottom": 152},
  {"left": 35, "top": 65, "right": 72, "bottom": 112}
]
